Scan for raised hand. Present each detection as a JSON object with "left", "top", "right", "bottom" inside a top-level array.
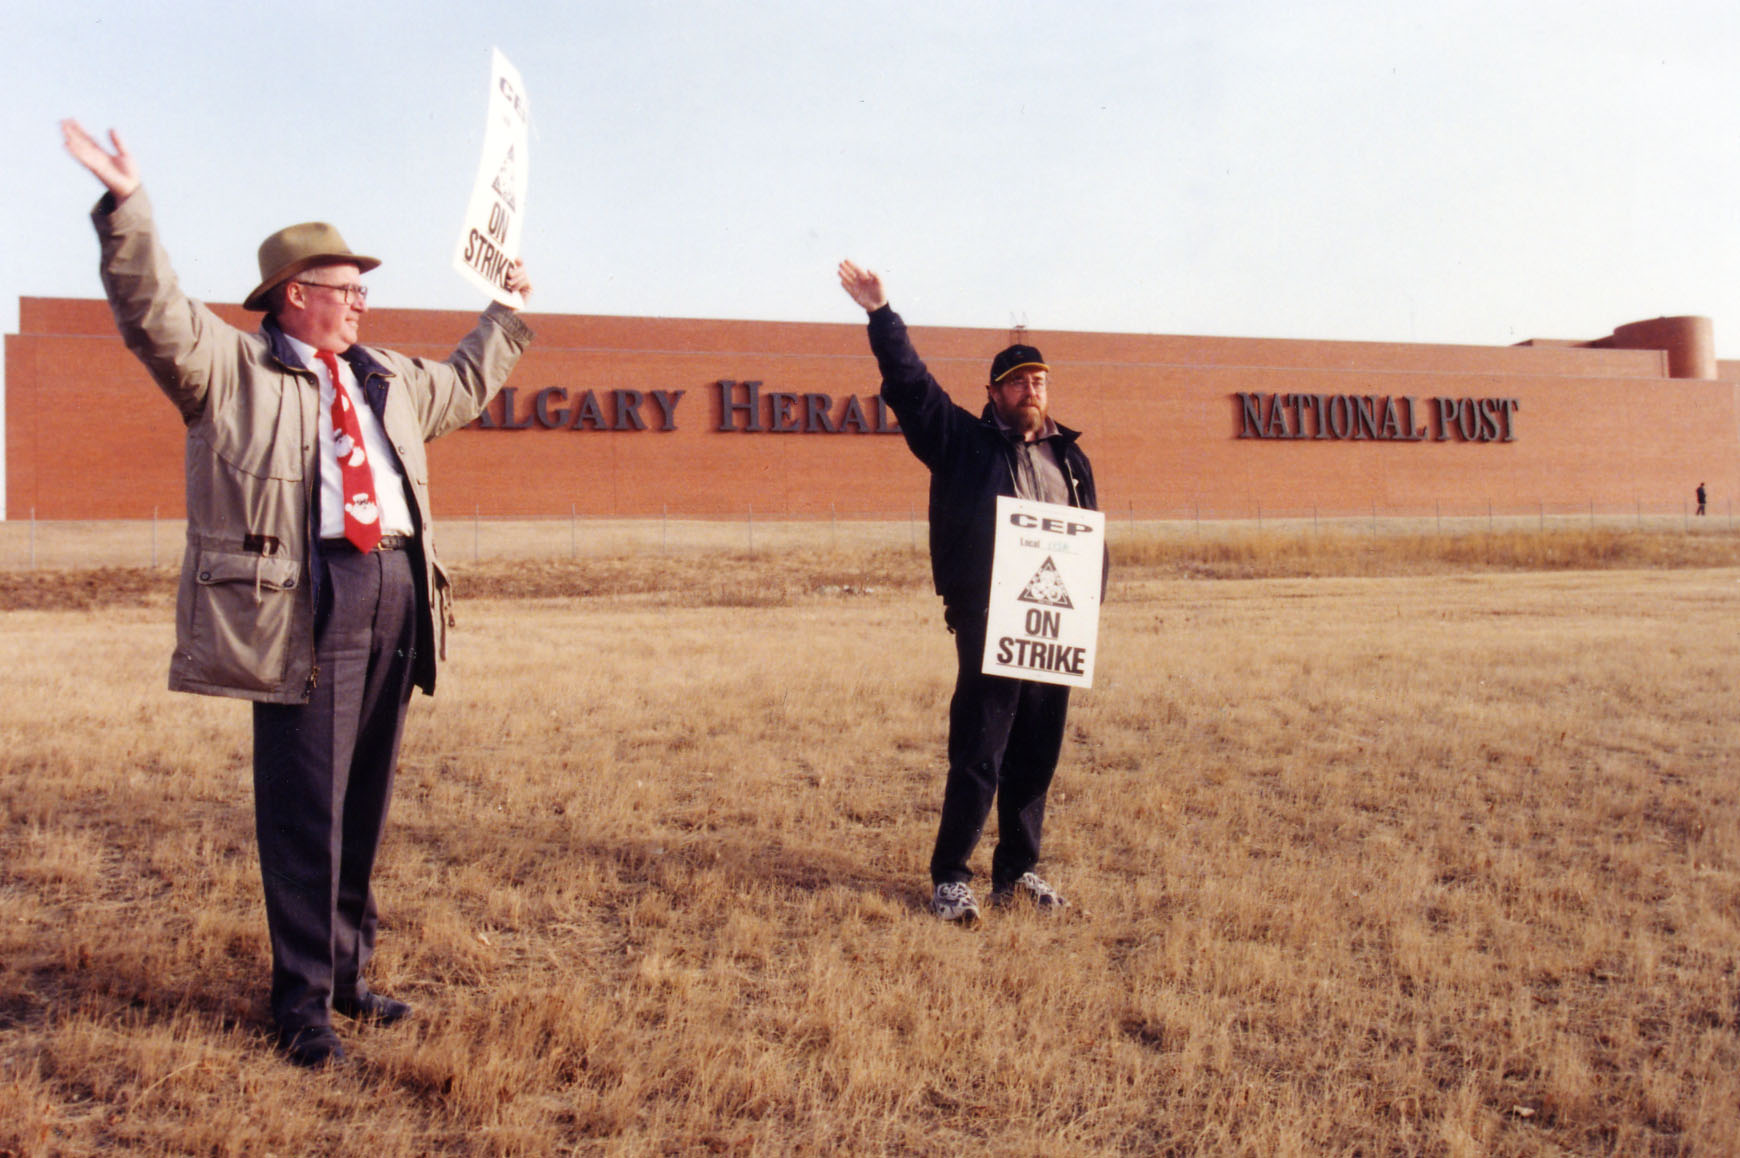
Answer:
[
  {"left": 837, "top": 259, "right": 888, "bottom": 312},
  {"left": 61, "top": 119, "right": 141, "bottom": 200}
]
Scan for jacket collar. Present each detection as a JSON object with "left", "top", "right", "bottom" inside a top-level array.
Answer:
[{"left": 260, "top": 315, "right": 394, "bottom": 385}]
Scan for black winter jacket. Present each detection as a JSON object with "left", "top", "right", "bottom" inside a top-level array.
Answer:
[{"left": 867, "top": 305, "right": 1101, "bottom": 611}]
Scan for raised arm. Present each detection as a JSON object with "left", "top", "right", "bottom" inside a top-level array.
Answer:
[
  {"left": 838, "top": 259, "right": 888, "bottom": 313},
  {"left": 66, "top": 119, "right": 232, "bottom": 423},
  {"left": 62, "top": 119, "right": 140, "bottom": 201},
  {"left": 836, "top": 260, "right": 971, "bottom": 471}
]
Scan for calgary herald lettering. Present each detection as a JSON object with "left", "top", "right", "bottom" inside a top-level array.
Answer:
[{"left": 472, "top": 380, "right": 903, "bottom": 434}]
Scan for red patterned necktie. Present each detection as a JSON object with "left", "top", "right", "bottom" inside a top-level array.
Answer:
[{"left": 317, "top": 349, "right": 383, "bottom": 553}]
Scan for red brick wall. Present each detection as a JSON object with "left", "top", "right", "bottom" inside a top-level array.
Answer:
[{"left": 8, "top": 297, "right": 1736, "bottom": 520}]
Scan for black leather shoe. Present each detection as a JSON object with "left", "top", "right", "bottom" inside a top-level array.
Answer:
[
  {"left": 276, "top": 1025, "right": 345, "bottom": 1068},
  {"left": 333, "top": 992, "right": 412, "bottom": 1026}
]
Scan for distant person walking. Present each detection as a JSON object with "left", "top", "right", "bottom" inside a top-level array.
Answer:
[
  {"left": 64, "top": 120, "right": 535, "bottom": 1067},
  {"left": 838, "top": 259, "right": 1103, "bottom": 923},
  {"left": 1696, "top": 482, "right": 1706, "bottom": 516}
]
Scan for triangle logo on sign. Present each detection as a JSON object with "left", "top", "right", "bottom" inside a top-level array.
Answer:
[
  {"left": 491, "top": 147, "right": 520, "bottom": 212},
  {"left": 1017, "top": 557, "right": 1074, "bottom": 609}
]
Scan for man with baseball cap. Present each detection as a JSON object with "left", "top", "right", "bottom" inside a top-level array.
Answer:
[
  {"left": 838, "top": 260, "right": 1103, "bottom": 923},
  {"left": 64, "top": 120, "right": 534, "bottom": 1066}
]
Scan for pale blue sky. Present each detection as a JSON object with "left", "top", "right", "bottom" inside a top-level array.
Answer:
[{"left": 7, "top": 0, "right": 1740, "bottom": 499}]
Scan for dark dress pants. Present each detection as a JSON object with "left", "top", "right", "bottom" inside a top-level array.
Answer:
[
  {"left": 252, "top": 546, "right": 417, "bottom": 1033},
  {"left": 930, "top": 606, "right": 1072, "bottom": 889}
]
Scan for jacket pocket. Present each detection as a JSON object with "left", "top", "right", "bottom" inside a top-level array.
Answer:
[{"left": 188, "top": 550, "right": 304, "bottom": 693}]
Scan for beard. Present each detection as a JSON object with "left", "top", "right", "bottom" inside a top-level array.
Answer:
[{"left": 1001, "top": 399, "right": 1047, "bottom": 437}]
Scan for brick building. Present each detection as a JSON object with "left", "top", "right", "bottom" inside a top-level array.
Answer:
[{"left": 6, "top": 298, "right": 1736, "bottom": 521}]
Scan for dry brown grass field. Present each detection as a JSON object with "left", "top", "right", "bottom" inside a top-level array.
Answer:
[{"left": 3, "top": 526, "right": 1739, "bottom": 1155}]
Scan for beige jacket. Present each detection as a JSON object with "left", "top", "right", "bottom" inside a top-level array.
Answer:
[{"left": 93, "top": 188, "right": 533, "bottom": 703}]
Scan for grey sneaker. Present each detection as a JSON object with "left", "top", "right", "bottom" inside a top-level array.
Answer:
[
  {"left": 931, "top": 881, "right": 981, "bottom": 923},
  {"left": 990, "top": 871, "right": 1068, "bottom": 911}
]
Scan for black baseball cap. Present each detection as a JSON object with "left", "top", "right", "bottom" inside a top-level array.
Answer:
[{"left": 991, "top": 344, "right": 1048, "bottom": 384}]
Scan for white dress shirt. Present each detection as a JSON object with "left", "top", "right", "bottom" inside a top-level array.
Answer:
[{"left": 283, "top": 332, "right": 416, "bottom": 540}]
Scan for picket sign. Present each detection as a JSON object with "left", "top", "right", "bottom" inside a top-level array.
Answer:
[
  {"left": 453, "top": 47, "right": 529, "bottom": 307},
  {"left": 982, "top": 496, "right": 1105, "bottom": 689}
]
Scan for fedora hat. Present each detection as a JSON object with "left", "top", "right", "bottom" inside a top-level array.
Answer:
[{"left": 243, "top": 222, "right": 380, "bottom": 311}]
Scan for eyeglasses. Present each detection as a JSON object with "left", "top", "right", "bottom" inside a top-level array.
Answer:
[
  {"left": 996, "top": 374, "right": 1048, "bottom": 395},
  {"left": 294, "top": 279, "right": 369, "bottom": 306}
]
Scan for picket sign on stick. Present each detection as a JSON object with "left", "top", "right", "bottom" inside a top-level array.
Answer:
[
  {"left": 982, "top": 496, "right": 1105, "bottom": 689},
  {"left": 453, "top": 47, "right": 529, "bottom": 308}
]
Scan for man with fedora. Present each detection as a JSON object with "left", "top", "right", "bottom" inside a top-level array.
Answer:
[
  {"left": 838, "top": 260, "right": 1102, "bottom": 923},
  {"left": 63, "top": 120, "right": 534, "bottom": 1066}
]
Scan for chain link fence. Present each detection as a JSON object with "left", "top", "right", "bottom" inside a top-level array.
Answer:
[{"left": 1, "top": 501, "right": 1734, "bottom": 570}]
